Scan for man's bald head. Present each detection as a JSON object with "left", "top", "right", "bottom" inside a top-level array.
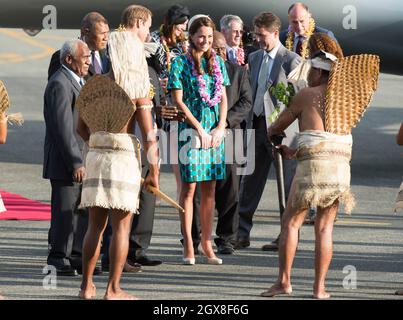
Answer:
[
  {"left": 288, "top": 2, "right": 312, "bottom": 37},
  {"left": 213, "top": 31, "right": 226, "bottom": 47}
]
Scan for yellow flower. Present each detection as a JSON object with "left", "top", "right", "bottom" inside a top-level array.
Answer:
[
  {"left": 116, "top": 24, "right": 126, "bottom": 32},
  {"left": 285, "top": 18, "right": 316, "bottom": 59}
]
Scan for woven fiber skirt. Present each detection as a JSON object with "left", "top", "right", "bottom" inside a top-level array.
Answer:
[
  {"left": 80, "top": 131, "right": 142, "bottom": 214},
  {"left": 292, "top": 130, "right": 355, "bottom": 214}
]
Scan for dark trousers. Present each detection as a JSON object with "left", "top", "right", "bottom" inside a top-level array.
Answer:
[
  {"left": 128, "top": 167, "right": 157, "bottom": 258},
  {"left": 237, "top": 115, "right": 296, "bottom": 239},
  {"left": 48, "top": 179, "right": 88, "bottom": 266},
  {"left": 102, "top": 165, "right": 156, "bottom": 262}
]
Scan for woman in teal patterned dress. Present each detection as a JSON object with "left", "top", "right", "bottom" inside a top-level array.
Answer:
[{"left": 168, "top": 16, "right": 230, "bottom": 265}]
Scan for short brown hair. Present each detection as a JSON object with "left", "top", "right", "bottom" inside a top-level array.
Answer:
[
  {"left": 253, "top": 12, "right": 281, "bottom": 33},
  {"left": 121, "top": 5, "right": 152, "bottom": 28},
  {"left": 81, "top": 12, "right": 108, "bottom": 31}
]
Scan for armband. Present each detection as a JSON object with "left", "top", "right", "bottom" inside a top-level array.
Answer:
[{"left": 137, "top": 104, "right": 153, "bottom": 110}]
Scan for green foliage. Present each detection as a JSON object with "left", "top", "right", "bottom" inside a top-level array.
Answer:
[{"left": 269, "top": 82, "right": 295, "bottom": 108}]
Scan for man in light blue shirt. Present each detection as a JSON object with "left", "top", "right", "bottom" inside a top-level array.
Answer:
[{"left": 220, "top": 14, "right": 245, "bottom": 65}]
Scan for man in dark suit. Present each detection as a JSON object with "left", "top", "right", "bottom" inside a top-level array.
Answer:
[
  {"left": 211, "top": 31, "right": 252, "bottom": 254},
  {"left": 280, "top": 2, "right": 337, "bottom": 59},
  {"left": 127, "top": 58, "right": 164, "bottom": 266},
  {"left": 43, "top": 39, "right": 92, "bottom": 276},
  {"left": 235, "top": 12, "right": 301, "bottom": 250},
  {"left": 47, "top": 12, "right": 110, "bottom": 80}
]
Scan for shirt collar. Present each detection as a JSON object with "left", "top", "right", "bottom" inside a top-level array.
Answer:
[
  {"left": 266, "top": 42, "right": 281, "bottom": 60},
  {"left": 62, "top": 65, "right": 83, "bottom": 86},
  {"left": 294, "top": 32, "right": 306, "bottom": 41}
]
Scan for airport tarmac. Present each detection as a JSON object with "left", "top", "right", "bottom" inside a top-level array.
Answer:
[{"left": 0, "top": 29, "right": 402, "bottom": 300}]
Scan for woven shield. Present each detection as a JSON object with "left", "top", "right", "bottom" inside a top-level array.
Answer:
[
  {"left": 325, "top": 54, "right": 380, "bottom": 135},
  {"left": 76, "top": 75, "right": 136, "bottom": 133},
  {"left": 0, "top": 80, "right": 10, "bottom": 114}
]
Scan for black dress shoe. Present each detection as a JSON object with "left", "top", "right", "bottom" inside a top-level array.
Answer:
[
  {"left": 75, "top": 266, "right": 103, "bottom": 276},
  {"left": 131, "top": 255, "right": 162, "bottom": 266},
  {"left": 217, "top": 242, "right": 235, "bottom": 255},
  {"left": 234, "top": 238, "right": 250, "bottom": 249},
  {"left": 262, "top": 236, "right": 280, "bottom": 251},
  {"left": 53, "top": 265, "right": 78, "bottom": 277},
  {"left": 70, "top": 261, "right": 103, "bottom": 276}
]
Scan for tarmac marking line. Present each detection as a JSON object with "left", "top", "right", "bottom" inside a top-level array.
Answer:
[{"left": 0, "top": 29, "right": 55, "bottom": 64}]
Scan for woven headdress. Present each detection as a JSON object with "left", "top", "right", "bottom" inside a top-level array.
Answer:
[
  {"left": 325, "top": 54, "right": 380, "bottom": 135},
  {"left": 0, "top": 80, "right": 10, "bottom": 114},
  {"left": 76, "top": 75, "right": 135, "bottom": 133},
  {"left": 288, "top": 51, "right": 380, "bottom": 135},
  {"left": 0, "top": 80, "right": 24, "bottom": 125}
]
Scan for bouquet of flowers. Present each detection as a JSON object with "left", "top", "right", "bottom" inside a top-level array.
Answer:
[{"left": 268, "top": 82, "right": 295, "bottom": 123}]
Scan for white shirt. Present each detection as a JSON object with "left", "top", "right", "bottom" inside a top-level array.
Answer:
[
  {"left": 62, "top": 65, "right": 84, "bottom": 87},
  {"left": 266, "top": 42, "right": 281, "bottom": 79}
]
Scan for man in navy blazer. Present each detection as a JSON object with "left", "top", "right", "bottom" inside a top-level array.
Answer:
[
  {"left": 43, "top": 39, "right": 91, "bottom": 276},
  {"left": 280, "top": 2, "right": 337, "bottom": 59},
  {"left": 47, "top": 12, "right": 110, "bottom": 80}
]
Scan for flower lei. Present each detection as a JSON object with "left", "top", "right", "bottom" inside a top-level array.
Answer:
[
  {"left": 285, "top": 18, "right": 315, "bottom": 59},
  {"left": 237, "top": 47, "right": 245, "bottom": 65},
  {"left": 187, "top": 49, "right": 224, "bottom": 108},
  {"left": 116, "top": 24, "right": 126, "bottom": 32}
]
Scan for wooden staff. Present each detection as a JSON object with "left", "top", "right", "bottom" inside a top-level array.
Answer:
[{"left": 141, "top": 178, "right": 185, "bottom": 213}]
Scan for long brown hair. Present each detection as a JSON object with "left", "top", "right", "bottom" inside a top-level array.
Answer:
[
  {"left": 161, "top": 21, "right": 186, "bottom": 45},
  {"left": 188, "top": 17, "right": 216, "bottom": 75}
]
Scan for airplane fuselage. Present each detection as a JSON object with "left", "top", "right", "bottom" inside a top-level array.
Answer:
[{"left": 1, "top": 0, "right": 402, "bottom": 74}]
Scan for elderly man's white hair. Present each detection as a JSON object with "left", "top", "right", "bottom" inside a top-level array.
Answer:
[
  {"left": 219, "top": 14, "right": 243, "bottom": 31},
  {"left": 60, "top": 39, "right": 87, "bottom": 64}
]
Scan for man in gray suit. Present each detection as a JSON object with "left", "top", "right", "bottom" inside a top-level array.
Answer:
[
  {"left": 235, "top": 12, "right": 301, "bottom": 250},
  {"left": 43, "top": 39, "right": 93, "bottom": 276}
]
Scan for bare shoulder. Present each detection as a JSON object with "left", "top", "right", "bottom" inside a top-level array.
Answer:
[{"left": 289, "top": 87, "right": 315, "bottom": 110}]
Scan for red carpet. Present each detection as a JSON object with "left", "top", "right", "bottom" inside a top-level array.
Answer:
[{"left": 0, "top": 190, "right": 51, "bottom": 220}]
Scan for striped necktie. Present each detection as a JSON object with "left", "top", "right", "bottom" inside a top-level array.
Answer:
[{"left": 296, "top": 36, "right": 304, "bottom": 56}]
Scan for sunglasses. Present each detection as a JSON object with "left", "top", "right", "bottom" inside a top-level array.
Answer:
[{"left": 213, "top": 46, "right": 226, "bottom": 53}]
